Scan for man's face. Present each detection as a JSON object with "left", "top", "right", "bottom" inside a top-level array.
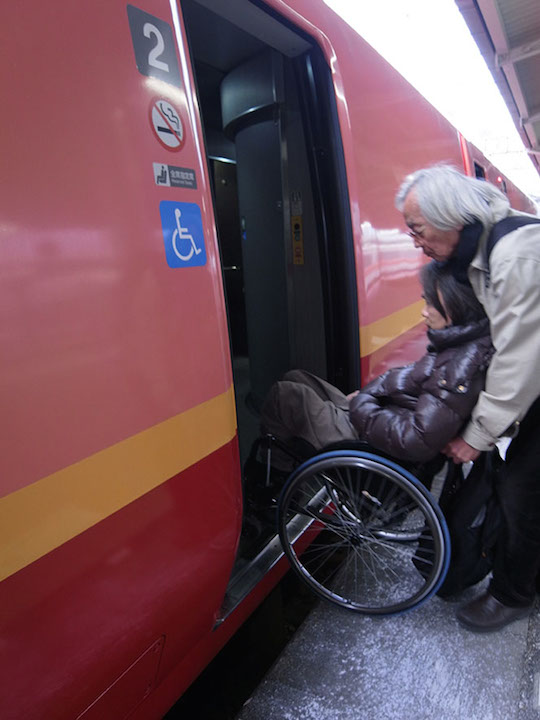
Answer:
[{"left": 403, "top": 191, "right": 461, "bottom": 261}]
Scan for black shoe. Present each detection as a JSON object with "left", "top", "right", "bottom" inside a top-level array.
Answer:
[{"left": 456, "top": 591, "right": 533, "bottom": 633}]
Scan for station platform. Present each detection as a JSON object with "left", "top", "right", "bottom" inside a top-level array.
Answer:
[{"left": 236, "top": 578, "right": 540, "bottom": 720}]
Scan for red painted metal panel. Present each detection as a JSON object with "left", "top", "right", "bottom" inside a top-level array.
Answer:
[
  {"left": 2, "top": 2, "right": 533, "bottom": 718},
  {"left": 0, "top": 442, "right": 241, "bottom": 720},
  {"left": 1, "top": 0, "right": 232, "bottom": 496},
  {"left": 361, "top": 323, "right": 428, "bottom": 384},
  {"left": 76, "top": 637, "right": 165, "bottom": 720},
  {"left": 461, "top": 135, "right": 537, "bottom": 212}
]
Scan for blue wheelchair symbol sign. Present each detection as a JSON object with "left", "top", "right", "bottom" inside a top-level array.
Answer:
[{"left": 159, "top": 201, "right": 207, "bottom": 268}]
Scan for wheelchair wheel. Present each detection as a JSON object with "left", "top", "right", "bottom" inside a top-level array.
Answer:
[{"left": 277, "top": 451, "right": 450, "bottom": 615}]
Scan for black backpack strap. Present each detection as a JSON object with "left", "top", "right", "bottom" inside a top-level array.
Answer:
[{"left": 485, "top": 216, "right": 540, "bottom": 287}]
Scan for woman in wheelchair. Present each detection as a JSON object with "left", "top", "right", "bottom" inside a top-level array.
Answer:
[
  {"left": 252, "top": 261, "right": 493, "bottom": 479},
  {"left": 247, "top": 262, "right": 494, "bottom": 614}
]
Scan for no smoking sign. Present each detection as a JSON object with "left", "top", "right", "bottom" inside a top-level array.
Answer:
[{"left": 149, "top": 98, "right": 184, "bottom": 151}]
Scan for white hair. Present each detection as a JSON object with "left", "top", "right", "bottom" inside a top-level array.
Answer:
[{"left": 395, "top": 164, "right": 510, "bottom": 230}]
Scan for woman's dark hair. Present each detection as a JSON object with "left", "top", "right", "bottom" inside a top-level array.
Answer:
[{"left": 420, "top": 261, "right": 486, "bottom": 326}]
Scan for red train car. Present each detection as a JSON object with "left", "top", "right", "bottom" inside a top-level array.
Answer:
[
  {"left": 460, "top": 137, "right": 537, "bottom": 215},
  {"left": 1, "top": 1, "right": 536, "bottom": 718}
]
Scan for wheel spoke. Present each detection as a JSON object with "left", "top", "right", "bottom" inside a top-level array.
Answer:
[{"left": 278, "top": 453, "right": 449, "bottom": 614}]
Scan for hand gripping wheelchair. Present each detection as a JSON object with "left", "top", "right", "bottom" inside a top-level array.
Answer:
[{"left": 256, "top": 435, "right": 452, "bottom": 616}]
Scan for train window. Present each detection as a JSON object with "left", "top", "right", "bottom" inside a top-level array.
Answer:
[
  {"left": 474, "top": 162, "right": 486, "bottom": 179},
  {"left": 497, "top": 175, "right": 508, "bottom": 193}
]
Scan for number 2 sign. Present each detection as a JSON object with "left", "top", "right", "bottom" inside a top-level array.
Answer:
[{"left": 127, "top": 5, "right": 182, "bottom": 88}]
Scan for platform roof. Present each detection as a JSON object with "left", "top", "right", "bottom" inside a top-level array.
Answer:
[{"left": 456, "top": 0, "right": 540, "bottom": 176}]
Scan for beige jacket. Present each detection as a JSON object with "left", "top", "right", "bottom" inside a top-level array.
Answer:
[{"left": 463, "top": 197, "right": 540, "bottom": 450}]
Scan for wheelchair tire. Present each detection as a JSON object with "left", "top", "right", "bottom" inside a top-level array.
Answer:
[{"left": 277, "top": 450, "right": 450, "bottom": 615}]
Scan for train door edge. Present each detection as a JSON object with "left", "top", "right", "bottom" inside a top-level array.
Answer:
[{"left": 179, "top": 0, "right": 359, "bottom": 605}]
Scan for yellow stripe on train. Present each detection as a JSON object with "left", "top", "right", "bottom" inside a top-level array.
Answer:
[
  {"left": 360, "top": 300, "right": 424, "bottom": 357},
  {"left": 0, "top": 387, "right": 237, "bottom": 582},
  {"left": 0, "top": 301, "right": 423, "bottom": 582}
]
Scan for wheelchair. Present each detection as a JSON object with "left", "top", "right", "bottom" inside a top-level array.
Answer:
[{"left": 257, "top": 435, "right": 451, "bottom": 616}]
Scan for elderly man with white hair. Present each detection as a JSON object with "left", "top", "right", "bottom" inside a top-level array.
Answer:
[{"left": 396, "top": 165, "right": 540, "bottom": 632}]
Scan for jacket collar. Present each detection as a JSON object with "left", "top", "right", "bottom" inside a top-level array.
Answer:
[
  {"left": 437, "top": 196, "right": 511, "bottom": 280},
  {"left": 427, "top": 318, "right": 491, "bottom": 352},
  {"left": 439, "top": 221, "right": 483, "bottom": 284}
]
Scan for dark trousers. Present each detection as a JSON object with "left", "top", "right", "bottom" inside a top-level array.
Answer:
[
  {"left": 260, "top": 370, "right": 357, "bottom": 471},
  {"left": 490, "top": 396, "right": 540, "bottom": 607}
]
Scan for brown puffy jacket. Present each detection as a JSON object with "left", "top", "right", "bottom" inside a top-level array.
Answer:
[{"left": 349, "top": 319, "right": 493, "bottom": 462}]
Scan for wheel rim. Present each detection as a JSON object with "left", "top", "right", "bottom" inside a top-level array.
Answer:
[{"left": 278, "top": 453, "right": 449, "bottom": 615}]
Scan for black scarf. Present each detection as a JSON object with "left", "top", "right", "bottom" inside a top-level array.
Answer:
[
  {"left": 426, "top": 318, "right": 491, "bottom": 352},
  {"left": 436, "top": 221, "right": 483, "bottom": 285}
]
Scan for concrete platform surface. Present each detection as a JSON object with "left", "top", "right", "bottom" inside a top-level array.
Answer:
[{"left": 236, "top": 579, "right": 540, "bottom": 720}]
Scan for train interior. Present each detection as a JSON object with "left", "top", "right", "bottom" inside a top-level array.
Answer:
[{"left": 181, "top": 0, "right": 359, "bottom": 603}]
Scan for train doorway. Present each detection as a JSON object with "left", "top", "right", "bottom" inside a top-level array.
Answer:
[{"left": 181, "top": 0, "right": 359, "bottom": 565}]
